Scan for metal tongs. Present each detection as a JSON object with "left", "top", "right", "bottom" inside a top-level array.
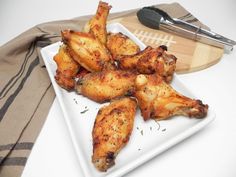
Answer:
[{"left": 137, "top": 6, "right": 236, "bottom": 52}]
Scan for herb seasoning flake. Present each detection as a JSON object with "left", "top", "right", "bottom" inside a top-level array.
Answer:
[{"left": 80, "top": 109, "right": 89, "bottom": 114}]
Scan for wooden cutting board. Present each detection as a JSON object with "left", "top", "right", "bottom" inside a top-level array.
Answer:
[{"left": 109, "top": 15, "right": 224, "bottom": 74}]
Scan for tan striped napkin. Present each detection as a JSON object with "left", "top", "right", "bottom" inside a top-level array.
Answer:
[{"left": 0, "top": 3, "right": 208, "bottom": 177}]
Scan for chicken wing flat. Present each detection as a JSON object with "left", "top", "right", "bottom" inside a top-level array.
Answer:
[
  {"left": 118, "top": 46, "right": 153, "bottom": 70},
  {"left": 75, "top": 70, "right": 136, "bottom": 103},
  {"left": 92, "top": 97, "right": 137, "bottom": 171},
  {"left": 118, "top": 45, "right": 177, "bottom": 83},
  {"left": 62, "top": 30, "right": 112, "bottom": 72},
  {"left": 84, "top": 1, "right": 111, "bottom": 45},
  {"left": 134, "top": 74, "right": 208, "bottom": 121},
  {"left": 53, "top": 45, "right": 80, "bottom": 90},
  {"left": 106, "top": 32, "right": 140, "bottom": 60}
]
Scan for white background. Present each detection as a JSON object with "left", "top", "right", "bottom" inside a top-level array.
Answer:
[{"left": 1, "top": 0, "right": 236, "bottom": 177}]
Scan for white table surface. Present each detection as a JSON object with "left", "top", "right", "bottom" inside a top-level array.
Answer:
[{"left": 1, "top": 0, "right": 236, "bottom": 177}]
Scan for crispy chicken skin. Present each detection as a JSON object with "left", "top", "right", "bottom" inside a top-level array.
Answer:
[
  {"left": 92, "top": 97, "right": 137, "bottom": 171},
  {"left": 75, "top": 70, "right": 136, "bottom": 103},
  {"left": 106, "top": 32, "right": 140, "bottom": 60},
  {"left": 134, "top": 74, "right": 208, "bottom": 121},
  {"left": 84, "top": 1, "right": 111, "bottom": 45},
  {"left": 53, "top": 45, "right": 80, "bottom": 90},
  {"left": 62, "top": 30, "right": 112, "bottom": 72},
  {"left": 118, "top": 45, "right": 177, "bottom": 83},
  {"left": 155, "top": 49, "right": 177, "bottom": 83},
  {"left": 118, "top": 46, "right": 153, "bottom": 70},
  {"left": 75, "top": 66, "right": 90, "bottom": 80}
]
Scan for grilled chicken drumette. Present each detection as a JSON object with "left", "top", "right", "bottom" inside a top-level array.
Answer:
[
  {"left": 92, "top": 97, "right": 137, "bottom": 171},
  {"left": 84, "top": 1, "right": 111, "bottom": 45},
  {"left": 134, "top": 74, "right": 208, "bottom": 121}
]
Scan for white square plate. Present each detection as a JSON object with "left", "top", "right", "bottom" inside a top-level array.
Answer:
[{"left": 41, "top": 23, "right": 215, "bottom": 177}]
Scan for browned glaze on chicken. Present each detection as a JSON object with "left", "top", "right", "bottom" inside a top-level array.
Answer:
[
  {"left": 75, "top": 69, "right": 137, "bottom": 103},
  {"left": 61, "top": 30, "right": 112, "bottom": 72},
  {"left": 118, "top": 46, "right": 154, "bottom": 71},
  {"left": 134, "top": 74, "right": 208, "bottom": 121},
  {"left": 156, "top": 47, "right": 177, "bottom": 82},
  {"left": 53, "top": 45, "right": 80, "bottom": 90},
  {"left": 118, "top": 45, "right": 177, "bottom": 83},
  {"left": 92, "top": 97, "right": 137, "bottom": 171},
  {"left": 84, "top": 1, "right": 111, "bottom": 45},
  {"left": 106, "top": 32, "right": 140, "bottom": 60}
]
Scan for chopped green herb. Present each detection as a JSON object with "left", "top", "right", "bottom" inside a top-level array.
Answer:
[
  {"left": 73, "top": 98, "right": 78, "bottom": 104},
  {"left": 140, "top": 130, "right": 143, "bottom": 136},
  {"left": 136, "top": 127, "right": 139, "bottom": 130},
  {"left": 80, "top": 109, "right": 89, "bottom": 114},
  {"left": 162, "top": 128, "right": 166, "bottom": 132},
  {"left": 138, "top": 148, "right": 141, "bottom": 151},
  {"left": 154, "top": 120, "right": 160, "bottom": 131},
  {"left": 150, "top": 126, "right": 152, "bottom": 131}
]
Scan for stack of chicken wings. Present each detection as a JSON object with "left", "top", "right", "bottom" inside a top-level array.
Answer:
[{"left": 53, "top": 1, "right": 208, "bottom": 172}]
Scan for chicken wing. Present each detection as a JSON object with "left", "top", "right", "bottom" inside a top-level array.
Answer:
[
  {"left": 118, "top": 46, "right": 153, "bottom": 70},
  {"left": 118, "top": 45, "right": 177, "bottom": 83},
  {"left": 106, "top": 32, "right": 140, "bottom": 60},
  {"left": 62, "top": 30, "right": 112, "bottom": 72},
  {"left": 92, "top": 97, "right": 137, "bottom": 171},
  {"left": 134, "top": 74, "right": 208, "bottom": 121},
  {"left": 84, "top": 1, "right": 111, "bottom": 45},
  {"left": 155, "top": 49, "right": 177, "bottom": 83},
  {"left": 75, "top": 66, "right": 90, "bottom": 80},
  {"left": 53, "top": 45, "right": 80, "bottom": 90},
  {"left": 75, "top": 69, "right": 136, "bottom": 103}
]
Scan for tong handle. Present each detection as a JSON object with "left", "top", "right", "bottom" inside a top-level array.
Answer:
[
  {"left": 137, "top": 6, "right": 236, "bottom": 51},
  {"left": 173, "top": 18, "right": 236, "bottom": 48}
]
